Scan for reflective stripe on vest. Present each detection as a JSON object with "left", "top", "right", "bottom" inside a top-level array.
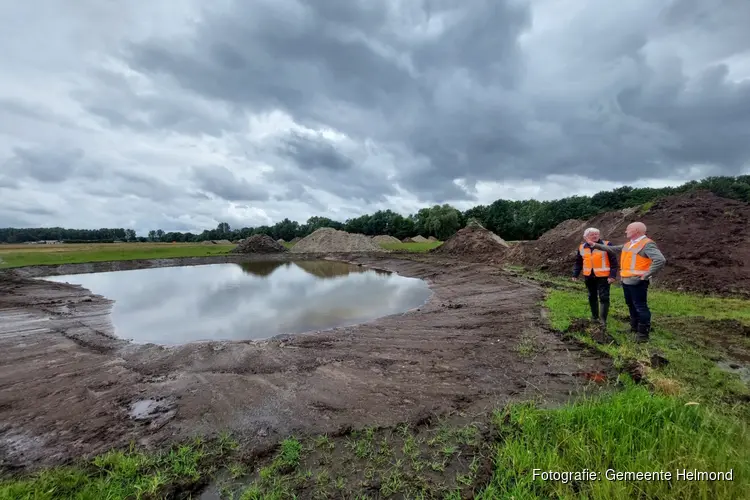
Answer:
[
  {"left": 620, "top": 237, "right": 653, "bottom": 277},
  {"left": 579, "top": 240, "right": 611, "bottom": 277}
]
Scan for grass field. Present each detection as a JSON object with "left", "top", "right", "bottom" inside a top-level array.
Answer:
[
  {"left": 2, "top": 262, "right": 749, "bottom": 498},
  {"left": 379, "top": 241, "right": 443, "bottom": 252},
  {"left": 0, "top": 241, "right": 442, "bottom": 269},
  {"left": 0, "top": 243, "right": 235, "bottom": 268}
]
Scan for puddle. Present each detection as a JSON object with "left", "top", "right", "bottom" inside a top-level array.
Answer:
[
  {"left": 43, "top": 261, "right": 432, "bottom": 345},
  {"left": 128, "top": 397, "right": 176, "bottom": 420},
  {"left": 716, "top": 360, "right": 750, "bottom": 385}
]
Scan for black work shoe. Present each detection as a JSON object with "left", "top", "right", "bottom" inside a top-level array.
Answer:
[{"left": 635, "top": 323, "right": 651, "bottom": 343}]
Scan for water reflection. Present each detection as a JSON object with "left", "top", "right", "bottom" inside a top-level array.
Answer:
[{"left": 43, "top": 261, "right": 431, "bottom": 345}]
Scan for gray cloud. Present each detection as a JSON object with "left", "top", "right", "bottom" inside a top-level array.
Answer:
[
  {"left": 124, "top": 0, "right": 750, "bottom": 197},
  {"left": 0, "top": 0, "right": 749, "bottom": 232},
  {"left": 2, "top": 146, "right": 101, "bottom": 184},
  {"left": 191, "top": 165, "right": 269, "bottom": 202},
  {"left": 277, "top": 132, "right": 354, "bottom": 172}
]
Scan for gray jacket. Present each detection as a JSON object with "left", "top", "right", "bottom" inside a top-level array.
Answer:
[{"left": 593, "top": 238, "right": 666, "bottom": 285}]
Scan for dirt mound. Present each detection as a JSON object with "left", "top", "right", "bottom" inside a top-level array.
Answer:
[
  {"left": 507, "top": 190, "right": 750, "bottom": 296},
  {"left": 372, "top": 235, "right": 401, "bottom": 245},
  {"left": 231, "top": 234, "right": 287, "bottom": 254},
  {"left": 290, "top": 228, "right": 385, "bottom": 253},
  {"left": 214, "top": 239, "right": 232, "bottom": 244},
  {"left": 411, "top": 235, "right": 428, "bottom": 243},
  {"left": 290, "top": 237, "right": 301, "bottom": 244},
  {"left": 277, "top": 238, "right": 285, "bottom": 244},
  {"left": 431, "top": 222, "right": 509, "bottom": 264},
  {"left": 427, "top": 236, "right": 438, "bottom": 242}
]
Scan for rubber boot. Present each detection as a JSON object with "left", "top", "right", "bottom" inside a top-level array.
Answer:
[
  {"left": 635, "top": 323, "right": 650, "bottom": 343},
  {"left": 629, "top": 317, "right": 639, "bottom": 333},
  {"left": 599, "top": 303, "right": 609, "bottom": 329}
]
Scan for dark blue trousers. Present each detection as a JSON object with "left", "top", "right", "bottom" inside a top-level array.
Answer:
[{"left": 622, "top": 280, "right": 651, "bottom": 326}]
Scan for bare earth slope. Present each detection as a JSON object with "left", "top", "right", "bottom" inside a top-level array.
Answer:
[
  {"left": 506, "top": 191, "right": 750, "bottom": 296},
  {"left": 0, "top": 256, "right": 604, "bottom": 469}
]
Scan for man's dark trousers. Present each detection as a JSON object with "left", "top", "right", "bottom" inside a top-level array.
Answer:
[
  {"left": 584, "top": 276, "right": 610, "bottom": 322},
  {"left": 622, "top": 280, "right": 651, "bottom": 331}
]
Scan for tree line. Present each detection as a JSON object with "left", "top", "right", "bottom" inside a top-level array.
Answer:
[{"left": 1, "top": 175, "right": 748, "bottom": 244}]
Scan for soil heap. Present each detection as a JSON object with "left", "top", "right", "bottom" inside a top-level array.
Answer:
[
  {"left": 431, "top": 220, "right": 509, "bottom": 264},
  {"left": 506, "top": 190, "right": 750, "bottom": 296},
  {"left": 372, "top": 235, "right": 401, "bottom": 245},
  {"left": 277, "top": 238, "right": 285, "bottom": 244},
  {"left": 411, "top": 235, "right": 429, "bottom": 243},
  {"left": 290, "top": 228, "right": 385, "bottom": 253},
  {"left": 231, "top": 234, "right": 287, "bottom": 254},
  {"left": 290, "top": 237, "right": 301, "bottom": 244},
  {"left": 427, "top": 236, "right": 438, "bottom": 242}
]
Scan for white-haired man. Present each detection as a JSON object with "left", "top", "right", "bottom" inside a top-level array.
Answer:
[
  {"left": 572, "top": 227, "right": 617, "bottom": 327},
  {"left": 593, "top": 221, "right": 666, "bottom": 343}
]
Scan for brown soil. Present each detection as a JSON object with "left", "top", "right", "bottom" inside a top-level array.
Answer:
[
  {"left": 432, "top": 223, "right": 509, "bottom": 264},
  {"left": 0, "top": 255, "right": 604, "bottom": 470},
  {"left": 291, "top": 228, "right": 385, "bottom": 253},
  {"left": 231, "top": 234, "right": 287, "bottom": 254},
  {"left": 427, "top": 236, "right": 438, "bottom": 242},
  {"left": 411, "top": 235, "right": 428, "bottom": 243},
  {"left": 371, "top": 235, "right": 401, "bottom": 245},
  {"left": 506, "top": 191, "right": 750, "bottom": 296},
  {"left": 290, "top": 237, "right": 301, "bottom": 244}
]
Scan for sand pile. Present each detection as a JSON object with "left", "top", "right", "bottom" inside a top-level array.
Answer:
[
  {"left": 431, "top": 221, "right": 509, "bottom": 264},
  {"left": 427, "top": 236, "right": 438, "bottom": 242},
  {"left": 372, "top": 235, "right": 401, "bottom": 245},
  {"left": 231, "top": 234, "right": 287, "bottom": 254},
  {"left": 506, "top": 190, "right": 750, "bottom": 296},
  {"left": 411, "top": 235, "right": 428, "bottom": 243},
  {"left": 215, "top": 239, "right": 232, "bottom": 244},
  {"left": 290, "top": 237, "right": 301, "bottom": 244},
  {"left": 277, "top": 239, "right": 285, "bottom": 244},
  {"left": 290, "top": 228, "right": 385, "bottom": 253}
]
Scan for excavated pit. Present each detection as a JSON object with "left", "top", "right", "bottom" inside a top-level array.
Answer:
[{"left": 0, "top": 254, "right": 606, "bottom": 470}]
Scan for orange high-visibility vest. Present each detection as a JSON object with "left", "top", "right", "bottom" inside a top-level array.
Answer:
[
  {"left": 620, "top": 237, "right": 653, "bottom": 278},
  {"left": 579, "top": 241, "right": 611, "bottom": 277}
]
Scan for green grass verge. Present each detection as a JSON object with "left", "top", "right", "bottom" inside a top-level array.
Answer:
[
  {"left": 0, "top": 434, "right": 240, "bottom": 500},
  {"left": 379, "top": 241, "right": 443, "bottom": 252},
  {"left": 478, "top": 385, "right": 749, "bottom": 499},
  {"left": 521, "top": 268, "right": 750, "bottom": 418},
  {"left": 0, "top": 244, "right": 235, "bottom": 268}
]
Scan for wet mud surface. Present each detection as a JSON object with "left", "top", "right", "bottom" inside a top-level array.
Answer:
[{"left": 0, "top": 254, "right": 606, "bottom": 470}]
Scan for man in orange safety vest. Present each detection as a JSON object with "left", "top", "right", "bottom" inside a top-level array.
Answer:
[
  {"left": 572, "top": 227, "right": 617, "bottom": 327},
  {"left": 593, "top": 222, "right": 666, "bottom": 343}
]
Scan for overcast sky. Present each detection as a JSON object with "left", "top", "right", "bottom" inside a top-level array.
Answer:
[{"left": 1, "top": 0, "right": 749, "bottom": 234}]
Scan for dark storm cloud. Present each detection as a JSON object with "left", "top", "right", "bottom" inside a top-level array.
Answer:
[
  {"left": 277, "top": 132, "right": 354, "bottom": 172},
  {"left": 190, "top": 165, "right": 269, "bottom": 202},
  {"left": 2, "top": 146, "right": 101, "bottom": 184},
  {"left": 75, "top": 69, "right": 241, "bottom": 137},
  {"left": 121, "top": 0, "right": 750, "bottom": 200}
]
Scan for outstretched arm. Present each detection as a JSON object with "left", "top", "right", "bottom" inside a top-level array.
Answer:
[{"left": 593, "top": 242, "right": 624, "bottom": 253}]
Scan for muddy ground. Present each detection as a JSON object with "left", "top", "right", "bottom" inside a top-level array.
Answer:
[{"left": 0, "top": 254, "right": 606, "bottom": 471}]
